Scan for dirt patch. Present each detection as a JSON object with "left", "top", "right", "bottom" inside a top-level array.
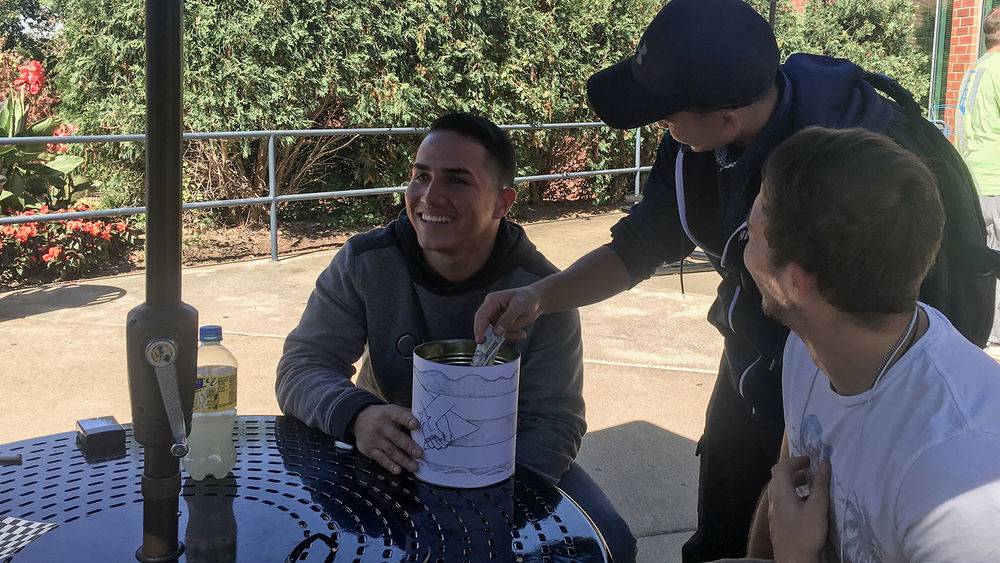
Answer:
[
  {"left": 2, "top": 200, "right": 623, "bottom": 291},
  {"left": 181, "top": 199, "right": 622, "bottom": 264},
  {"left": 178, "top": 200, "right": 620, "bottom": 263},
  {"left": 179, "top": 220, "right": 355, "bottom": 266}
]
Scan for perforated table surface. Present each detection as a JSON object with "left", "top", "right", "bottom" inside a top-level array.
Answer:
[{"left": 0, "top": 416, "right": 608, "bottom": 562}]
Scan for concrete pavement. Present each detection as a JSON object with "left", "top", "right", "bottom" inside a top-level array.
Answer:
[{"left": 0, "top": 211, "right": 725, "bottom": 562}]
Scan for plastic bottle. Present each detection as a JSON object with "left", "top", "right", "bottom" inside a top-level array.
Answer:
[
  {"left": 183, "top": 325, "right": 238, "bottom": 480},
  {"left": 184, "top": 475, "right": 238, "bottom": 562}
]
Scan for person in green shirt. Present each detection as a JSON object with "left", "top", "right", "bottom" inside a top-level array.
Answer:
[{"left": 957, "top": 5, "right": 1000, "bottom": 349}]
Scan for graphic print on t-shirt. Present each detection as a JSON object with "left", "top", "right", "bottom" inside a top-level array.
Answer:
[
  {"left": 797, "top": 415, "right": 884, "bottom": 563},
  {"left": 841, "top": 490, "right": 885, "bottom": 563}
]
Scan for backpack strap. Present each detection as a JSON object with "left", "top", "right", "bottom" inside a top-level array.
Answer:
[
  {"left": 863, "top": 72, "right": 1000, "bottom": 276},
  {"left": 861, "top": 72, "right": 922, "bottom": 115}
]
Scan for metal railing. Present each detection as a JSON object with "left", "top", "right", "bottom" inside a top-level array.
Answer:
[{"left": 0, "top": 122, "right": 653, "bottom": 261}]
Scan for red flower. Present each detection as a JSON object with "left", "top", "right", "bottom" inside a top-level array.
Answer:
[
  {"left": 84, "top": 222, "right": 102, "bottom": 236},
  {"left": 12, "top": 61, "right": 44, "bottom": 96},
  {"left": 41, "top": 246, "right": 62, "bottom": 262},
  {"left": 74, "top": 203, "right": 90, "bottom": 212},
  {"left": 48, "top": 122, "right": 80, "bottom": 153},
  {"left": 1, "top": 225, "right": 15, "bottom": 237},
  {"left": 65, "top": 220, "right": 84, "bottom": 231},
  {"left": 115, "top": 221, "right": 127, "bottom": 231},
  {"left": 15, "top": 225, "right": 37, "bottom": 243}
]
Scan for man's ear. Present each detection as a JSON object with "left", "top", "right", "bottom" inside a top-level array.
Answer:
[
  {"left": 786, "top": 262, "right": 818, "bottom": 305},
  {"left": 495, "top": 186, "right": 516, "bottom": 218},
  {"left": 718, "top": 109, "right": 742, "bottom": 136}
]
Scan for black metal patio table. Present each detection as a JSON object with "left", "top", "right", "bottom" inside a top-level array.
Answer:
[{"left": 0, "top": 416, "right": 608, "bottom": 562}]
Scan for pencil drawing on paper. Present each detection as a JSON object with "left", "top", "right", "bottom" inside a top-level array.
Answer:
[{"left": 411, "top": 365, "right": 519, "bottom": 486}]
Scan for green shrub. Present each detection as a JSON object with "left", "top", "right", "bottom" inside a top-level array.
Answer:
[
  {"left": 50, "top": 0, "right": 662, "bottom": 223},
  {"left": 280, "top": 195, "right": 402, "bottom": 229},
  {"left": 752, "top": 0, "right": 929, "bottom": 106},
  {"left": 46, "top": 0, "right": 928, "bottom": 229},
  {"left": 0, "top": 0, "right": 58, "bottom": 61}
]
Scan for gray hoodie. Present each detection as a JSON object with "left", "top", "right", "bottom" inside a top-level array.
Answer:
[{"left": 276, "top": 212, "right": 586, "bottom": 483}]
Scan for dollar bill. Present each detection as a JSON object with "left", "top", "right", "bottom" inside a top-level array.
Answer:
[{"left": 471, "top": 324, "right": 505, "bottom": 367}]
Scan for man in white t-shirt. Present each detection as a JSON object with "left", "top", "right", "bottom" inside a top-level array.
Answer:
[{"left": 740, "top": 127, "right": 1000, "bottom": 562}]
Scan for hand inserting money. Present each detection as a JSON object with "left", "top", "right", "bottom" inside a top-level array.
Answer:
[{"left": 471, "top": 324, "right": 505, "bottom": 367}]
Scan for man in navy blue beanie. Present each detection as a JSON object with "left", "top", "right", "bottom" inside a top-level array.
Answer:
[{"left": 475, "top": 0, "right": 995, "bottom": 560}]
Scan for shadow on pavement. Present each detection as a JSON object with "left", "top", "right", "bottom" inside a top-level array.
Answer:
[
  {"left": 0, "top": 284, "right": 127, "bottom": 320},
  {"left": 575, "top": 420, "right": 699, "bottom": 538}
]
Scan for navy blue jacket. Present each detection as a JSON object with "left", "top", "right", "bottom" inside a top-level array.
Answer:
[{"left": 607, "top": 54, "right": 900, "bottom": 425}]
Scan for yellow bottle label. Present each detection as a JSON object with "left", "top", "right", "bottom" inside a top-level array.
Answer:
[{"left": 193, "top": 367, "right": 237, "bottom": 413}]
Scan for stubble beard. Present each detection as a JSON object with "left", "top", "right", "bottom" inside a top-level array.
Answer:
[{"left": 761, "top": 293, "right": 797, "bottom": 329}]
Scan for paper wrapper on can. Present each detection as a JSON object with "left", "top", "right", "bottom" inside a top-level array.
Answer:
[{"left": 411, "top": 340, "right": 520, "bottom": 488}]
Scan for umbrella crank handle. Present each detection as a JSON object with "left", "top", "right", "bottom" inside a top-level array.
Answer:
[
  {"left": 144, "top": 339, "right": 189, "bottom": 457},
  {"left": 0, "top": 455, "right": 22, "bottom": 466}
]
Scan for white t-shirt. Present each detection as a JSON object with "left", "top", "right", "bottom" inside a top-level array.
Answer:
[{"left": 782, "top": 303, "right": 1000, "bottom": 562}]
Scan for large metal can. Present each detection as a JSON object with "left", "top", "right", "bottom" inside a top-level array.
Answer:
[{"left": 411, "top": 340, "right": 520, "bottom": 488}]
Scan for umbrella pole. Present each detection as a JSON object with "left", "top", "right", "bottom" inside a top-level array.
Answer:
[{"left": 126, "top": 1, "right": 199, "bottom": 560}]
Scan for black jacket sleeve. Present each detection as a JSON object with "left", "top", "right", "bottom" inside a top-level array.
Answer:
[{"left": 608, "top": 136, "right": 696, "bottom": 287}]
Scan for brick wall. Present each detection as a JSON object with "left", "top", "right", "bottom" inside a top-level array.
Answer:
[{"left": 944, "top": 0, "right": 983, "bottom": 133}]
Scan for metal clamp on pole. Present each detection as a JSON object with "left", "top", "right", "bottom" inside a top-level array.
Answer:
[
  {"left": 126, "top": 305, "right": 197, "bottom": 563},
  {"left": 144, "top": 339, "right": 189, "bottom": 457}
]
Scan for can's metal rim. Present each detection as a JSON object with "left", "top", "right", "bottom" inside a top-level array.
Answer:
[{"left": 413, "top": 339, "right": 519, "bottom": 365}]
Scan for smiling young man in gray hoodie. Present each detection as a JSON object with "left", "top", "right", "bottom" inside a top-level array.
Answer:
[{"left": 276, "top": 112, "right": 636, "bottom": 562}]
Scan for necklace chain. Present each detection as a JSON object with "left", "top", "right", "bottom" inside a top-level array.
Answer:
[
  {"left": 797, "top": 305, "right": 921, "bottom": 558},
  {"left": 869, "top": 306, "right": 920, "bottom": 393}
]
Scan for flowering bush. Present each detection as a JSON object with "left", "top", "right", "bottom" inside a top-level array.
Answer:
[
  {"left": 0, "top": 52, "right": 59, "bottom": 124},
  {"left": 1, "top": 56, "right": 88, "bottom": 214},
  {"left": 47, "top": 122, "right": 80, "bottom": 154},
  {"left": 13, "top": 60, "right": 44, "bottom": 95},
  {"left": 0, "top": 203, "right": 139, "bottom": 286}
]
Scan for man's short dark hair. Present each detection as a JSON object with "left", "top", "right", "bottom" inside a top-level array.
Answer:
[
  {"left": 985, "top": 6, "right": 1000, "bottom": 50},
  {"left": 429, "top": 113, "right": 516, "bottom": 189},
  {"left": 761, "top": 127, "right": 944, "bottom": 323}
]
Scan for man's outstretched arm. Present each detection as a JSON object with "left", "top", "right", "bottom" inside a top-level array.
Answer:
[
  {"left": 476, "top": 137, "right": 697, "bottom": 342},
  {"left": 474, "top": 245, "right": 632, "bottom": 341}
]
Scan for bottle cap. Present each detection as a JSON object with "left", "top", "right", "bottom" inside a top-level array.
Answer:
[{"left": 199, "top": 325, "right": 223, "bottom": 342}]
